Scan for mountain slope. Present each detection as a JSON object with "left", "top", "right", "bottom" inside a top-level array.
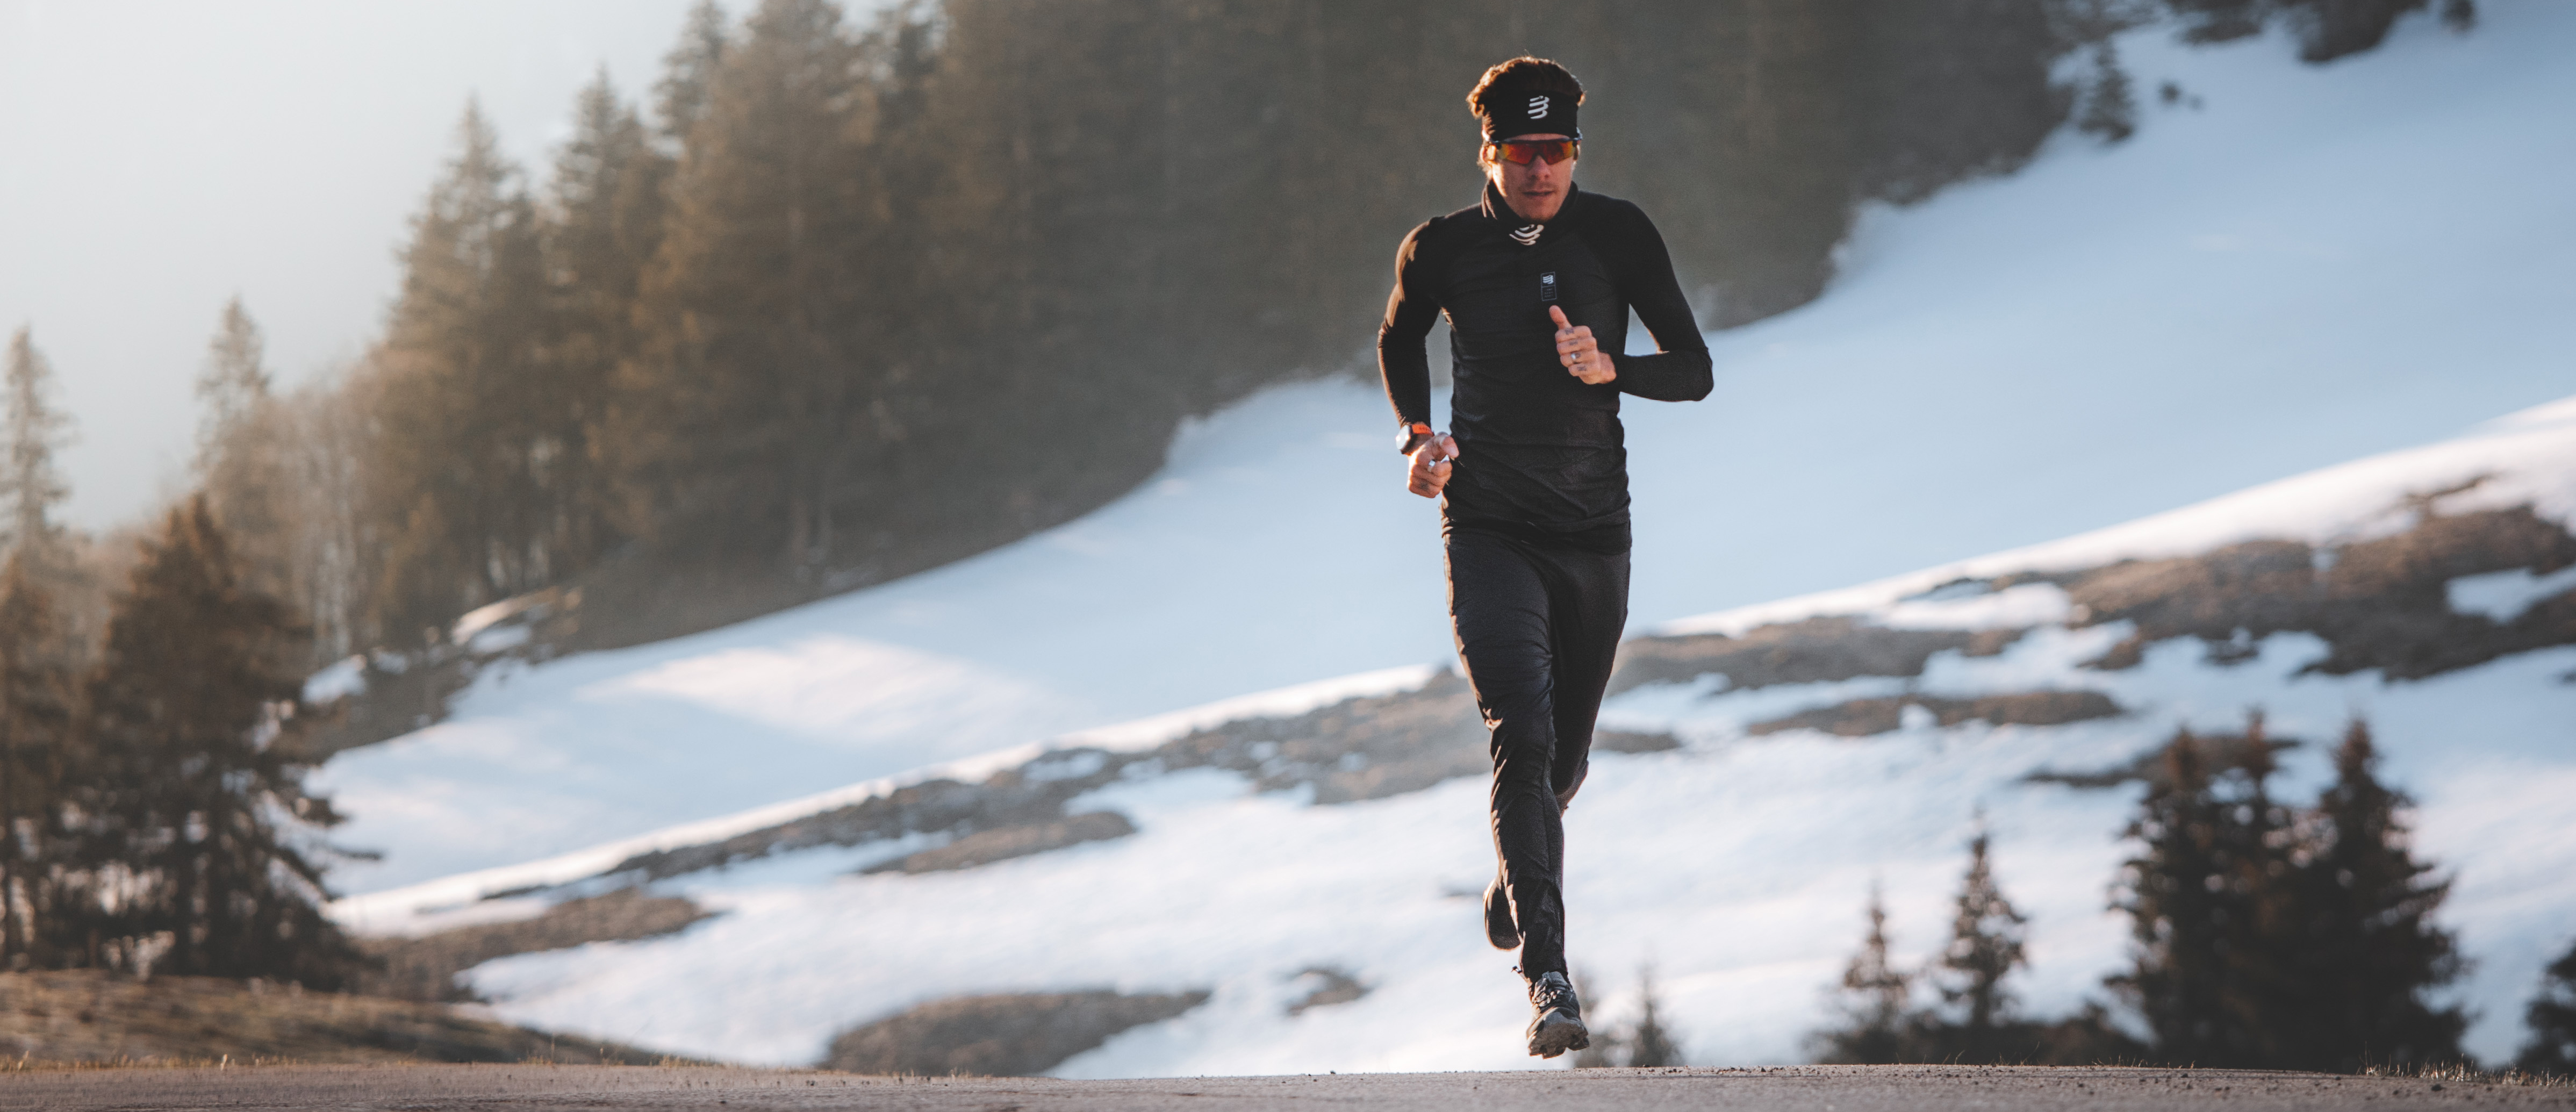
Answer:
[
  {"left": 333, "top": 390, "right": 2576, "bottom": 1072},
  {"left": 311, "top": 7, "right": 2576, "bottom": 898}
]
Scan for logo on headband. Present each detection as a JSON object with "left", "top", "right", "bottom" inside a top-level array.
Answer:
[{"left": 1528, "top": 95, "right": 1551, "bottom": 119}]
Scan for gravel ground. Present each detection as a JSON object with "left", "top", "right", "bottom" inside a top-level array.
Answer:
[{"left": 1, "top": 1064, "right": 2568, "bottom": 1111}]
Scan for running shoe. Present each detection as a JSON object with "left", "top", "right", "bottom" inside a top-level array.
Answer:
[{"left": 1524, "top": 971, "right": 1590, "bottom": 1058}]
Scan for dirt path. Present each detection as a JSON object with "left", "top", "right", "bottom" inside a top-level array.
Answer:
[{"left": 1, "top": 1064, "right": 2566, "bottom": 1110}]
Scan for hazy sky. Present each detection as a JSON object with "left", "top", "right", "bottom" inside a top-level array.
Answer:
[{"left": 1, "top": 1, "right": 764, "bottom": 530}]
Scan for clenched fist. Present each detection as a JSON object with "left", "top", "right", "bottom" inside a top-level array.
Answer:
[
  {"left": 1407, "top": 431, "right": 1460, "bottom": 499},
  {"left": 1551, "top": 304, "right": 1615, "bottom": 385}
]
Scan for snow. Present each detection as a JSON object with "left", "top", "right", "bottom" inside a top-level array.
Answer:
[
  {"left": 302, "top": 655, "right": 367, "bottom": 704},
  {"left": 450, "top": 598, "right": 521, "bottom": 644},
  {"left": 1051, "top": 665, "right": 1443, "bottom": 753},
  {"left": 1648, "top": 394, "right": 2576, "bottom": 640},
  {"left": 465, "top": 623, "right": 532, "bottom": 654},
  {"left": 319, "top": 5, "right": 2576, "bottom": 1075},
  {"left": 1879, "top": 583, "right": 2074, "bottom": 631},
  {"left": 352, "top": 376, "right": 2576, "bottom": 1066},
  {"left": 329, "top": 664, "right": 1444, "bottom": 934},
  {"left": 445, "top": 626, "right": 2576, "bottom": 1071},
  {"left": 2449, "top": 565, "right": 2576, "bottom": 623}
]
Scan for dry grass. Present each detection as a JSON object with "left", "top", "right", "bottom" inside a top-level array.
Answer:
[
  {"left": 0, "top": 970, "right": 690, "bottom": 1065},
  {"left": 2358, "top": 1060, "right": 2575, "bottom": 1088}
]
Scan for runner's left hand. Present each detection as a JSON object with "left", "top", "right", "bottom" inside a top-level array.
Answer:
[{"left": 1551, "top": 305, "right": 1614, "bottom": 385}]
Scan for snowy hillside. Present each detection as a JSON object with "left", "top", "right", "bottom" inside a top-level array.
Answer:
[
  {"left": 310, "top": 5, "right": 2576, "bottom": 899},
  {"left": 339, "top": 389, "right": 2576, "bottom": 1073}
]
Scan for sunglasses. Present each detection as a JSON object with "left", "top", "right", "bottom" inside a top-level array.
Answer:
[{"left": 1488, "top": 138, "right": 1580, "bottom": 166}]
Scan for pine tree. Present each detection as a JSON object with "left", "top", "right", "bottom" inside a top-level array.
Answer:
[
  {"left": 654, "top": 0, "right": 730, "bottom": 146},
  {"left": 2076, "top": 42, "right": 2137, "bottom": 143},
  {"left": 542, "top": 71, "right": 665, "bottom": 575},
  {"left": 2520, "top": 937, "right": 2576, "bottom": 1077},
  {"left": 2113, "top": 714, "right": 2464, "bottom": 1071},
  {"left": 74, "top": 497, "right": 362, "bottom": 986},
  {"left": 2111, "top": 727, "right": 2263, "bottom": 1066},
  {"left": 2278, "top": 720, "right": 2466, "bottom": 1071},
  {"left": 0, "top": 551, "right": 78, "bottom": 967},
  {"left": 1938, "top": 819, "right": 2030, "bottom": 1062},
  {"left": 1626, "top": 963, "right": 1686, "bottom": 1067},
  {"left": 195, "top": 298, "right": 272, "bottom": 471},
  {"left": 1813, "top": 884, "right": 1917, "bottom": 1063},
  {"left": 2212, "top": 713, "right": 2303, "bottom": 1067},
  {"left": 625, "top": 0, "right": 887, "bottom": 581},
  {"left": 194, "top": 299, "right": 302, "bottom": 620},
  {"left": 369, "top": 101, "right": 556, "bottom": 637},
  {"left": 2, "top": 327, "right": 73, "bottom": 571}
]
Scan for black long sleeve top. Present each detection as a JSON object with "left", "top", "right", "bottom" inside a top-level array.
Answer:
[{"left": 1377, "top": 183, "right": 1712, "bottom": 551}]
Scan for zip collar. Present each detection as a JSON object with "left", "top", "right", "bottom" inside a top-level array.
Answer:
[{"left": 1481, "top": 182, "right": 1583, "bottom": 248}]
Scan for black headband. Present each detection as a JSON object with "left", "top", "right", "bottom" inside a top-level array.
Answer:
[{"left": 1480, "top": 88, "right": 1580, "bottom": 140}]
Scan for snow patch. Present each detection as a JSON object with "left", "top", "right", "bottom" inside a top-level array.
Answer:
[
  {"left": 451, "top": 598, "right": 519, "bottom": 643},
  {"left": 1881, "top": 583, "right": 2073, "bottom": 630},
  {"left": 1052, "top": 665, "right": 1441, "bottom": 754},
  {"left": 2448, "top": 565, "right": 2576, "bottom": 623},
  {"left": 466, "top": 623, "right": 532, "bottom": 655},
  {"left": 303, "top": 655, "right": 367, "bottom": 704}
]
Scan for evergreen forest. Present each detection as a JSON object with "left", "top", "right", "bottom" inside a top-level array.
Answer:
[{"left": 138, "top": 0, "right": 2116, "bottom": 668}]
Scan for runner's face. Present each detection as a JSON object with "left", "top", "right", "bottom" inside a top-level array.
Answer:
[{"left": 1485, "top": 132, "right": 1576, "bottom": 223}]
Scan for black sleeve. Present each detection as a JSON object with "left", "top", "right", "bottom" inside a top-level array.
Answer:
[
  {"left": 1596, "top": 203, "right": 1713, "bottom": 403},
  {"left": 1376, "top": 218, "right": 1444, "bottom": 446}
]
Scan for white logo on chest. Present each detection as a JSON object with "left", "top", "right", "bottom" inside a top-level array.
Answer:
[{"left": 1528, "top": 95, "right": 1551, "bottom": 119}]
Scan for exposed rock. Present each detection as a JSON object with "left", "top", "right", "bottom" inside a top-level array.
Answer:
[
  {"left": 1595, "top": 729, "right": 1683, "bottom": 753},
  {"left": 540, "top": 498, "right": 2576, "bottom": 899},
  {"left": 608, "top": 775, "right": 1078, "bottom": 882},
  {"left": 1285, "top": 968, "right": 1369, "bottom": 1016},
  {"left": 2062, "top": 504, "right": 2576, "bottom": 679},
  {"left": 1159, "top": 671, "right": 1488, "bottom": 805},
  {"left": 862, "top": 812, "right": 1136, "bottom": 874},
  {"left": 822, "top": 989, "right": 1208, "bottom": 1076},
  {"left": 361, "top": 888, "right": 716, "bottom": 1002},
  {"left": 602, "top": 673, "right": 1492, "bottom": 885},
  {"left": 1616, "top": 499, "right": 2576, "bottom": 692},
  {"left": 1747, "top": 690, "right": 2122, "bottom": 737},
  {"left": 1606, "top": 617, "right": 2022, "bottom": 697}
]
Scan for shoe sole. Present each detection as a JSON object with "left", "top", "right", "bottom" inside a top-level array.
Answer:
[
  {"left": 1483, "top": 876, "right": 1519, "bottom": 950},
  {"left": 1526, "top": 1008, "right": 1590, "bottom": 1058}
]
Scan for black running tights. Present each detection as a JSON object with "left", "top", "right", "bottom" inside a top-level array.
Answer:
[{"left": 1444, "top": 525, "right": 1629, "bottom": 979}]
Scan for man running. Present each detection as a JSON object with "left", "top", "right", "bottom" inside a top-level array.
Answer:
[{"left": 1376, "top": 56, "right": 1712, "bottom": 1058}]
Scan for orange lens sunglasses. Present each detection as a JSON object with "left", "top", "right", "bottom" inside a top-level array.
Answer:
[{"left": 1489, "top": 138, "right": 1579, "bottom": 165}]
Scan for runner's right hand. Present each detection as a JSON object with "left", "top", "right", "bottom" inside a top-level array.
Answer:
[{"left": 1407, "top": 433, "right": 1459, "bottom": 499}]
